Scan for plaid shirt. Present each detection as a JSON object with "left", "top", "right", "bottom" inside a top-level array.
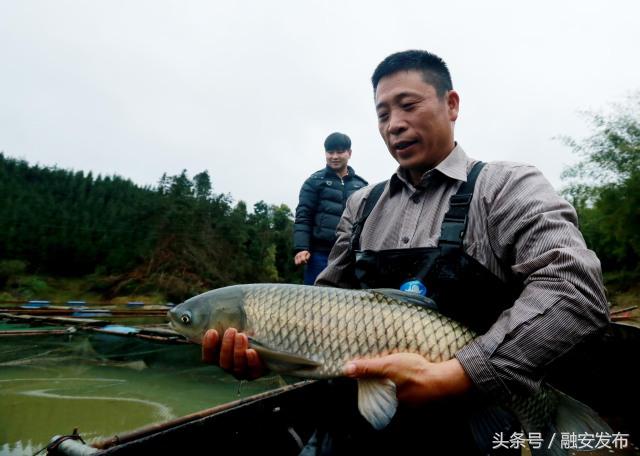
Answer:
[{"left": 316, "top": 144, "right": 609, "bottom": 400}]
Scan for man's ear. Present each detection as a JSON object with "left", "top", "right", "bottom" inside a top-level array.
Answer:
[{"left": 447, "top": 90, "right": 460, "bottom": 122}]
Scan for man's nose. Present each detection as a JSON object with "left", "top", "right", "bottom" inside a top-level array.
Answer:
[{"left": 387, "top": 111, "right": 407, "bottom": 135}]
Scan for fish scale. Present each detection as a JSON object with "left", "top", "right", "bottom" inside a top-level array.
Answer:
[{"left": 242, "top": 284, "right": 474, "bottom": 377}]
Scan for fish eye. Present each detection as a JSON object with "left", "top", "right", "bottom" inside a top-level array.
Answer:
[{"left": 180, "top": 312, "right": 192, "bottom": 325}]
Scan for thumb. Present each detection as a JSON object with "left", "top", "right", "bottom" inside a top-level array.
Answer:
[{"left": 343, "top": 358, "right": 387, "bottom": 379}]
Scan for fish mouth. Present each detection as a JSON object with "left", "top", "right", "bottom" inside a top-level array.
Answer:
[
  {"left": 168, "top": 320, "right": 203, "bottom": 344},
  {"left": 167, "top": 319, "right": 183, "bottom": 335},
  {"left": 167, "top": 310, "right": 183, "bottom": 330},
  {"left": 167, "top": 311, "right": 176, "bottom": 328}
]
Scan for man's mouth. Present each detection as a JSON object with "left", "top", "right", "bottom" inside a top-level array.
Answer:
[
  {"left": 393, "top": 140, "right": 419, "bottom": 157},
  {"left": 394, "top": 140, "right": 418, "bottom": 151}
]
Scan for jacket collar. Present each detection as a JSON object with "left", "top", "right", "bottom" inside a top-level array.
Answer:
[
  {"left": 324, "top": 165, "right": 355, "bottom": 179},
  {"left": 389, "top": 144, "right": 469, "bottom": 196}
]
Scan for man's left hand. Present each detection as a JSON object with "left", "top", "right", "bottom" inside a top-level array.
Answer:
[{"left": 294, "top": 250, "right": 311, "bottom": 266}]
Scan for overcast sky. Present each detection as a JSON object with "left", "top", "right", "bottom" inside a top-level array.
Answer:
[{"left": 1, "top": 1, "right": 638, "bottom": 210}]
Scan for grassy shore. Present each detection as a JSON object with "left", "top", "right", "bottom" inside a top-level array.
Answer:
[{"left": 0, "top": 274, "right": 166, "bottom": 305}]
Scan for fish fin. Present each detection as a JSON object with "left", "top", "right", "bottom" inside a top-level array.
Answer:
[
  {"left": 537, "top": 388, "right": 613, "bottom": 456},
  {"left": 356, "top": 378, "right": 398, "bottom": 430},
  {"left": 468, "top": 405, "right": 520, "bottom": 454},
  {"left": 248, "top": 337, "right": 321, "bottom": 372},
  {"left": 521, "top": 387, "right": 613, "bottom": 456},
  {"left": 550, "top": 386, "right": 613, "bottom": 436},
  {"left": 370, "top": 288, "right": 438, "bottom": 310}
]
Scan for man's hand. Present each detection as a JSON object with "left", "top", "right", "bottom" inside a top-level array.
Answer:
[
  {"left": 202, "top": 328, "right": 266, "bottom": 380},
  {"left": 294, "top": 250, "right": 311, "bottom": 266},
  {"left": 343, "top": 353, "right": 472, "bottom": 405}
]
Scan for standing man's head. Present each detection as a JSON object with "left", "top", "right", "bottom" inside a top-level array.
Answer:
[
  {"left": 372, "top": 50, "right": 460, "bottom": 183},
  {"left": 324, "top": 132, "right": 352, "bottom": 177}
]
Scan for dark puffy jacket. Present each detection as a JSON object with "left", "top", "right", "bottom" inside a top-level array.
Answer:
[{"left": 294, "top": 166, "right": 368, "bottom": 253}]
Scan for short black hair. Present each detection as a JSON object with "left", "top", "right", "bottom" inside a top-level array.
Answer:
[
  {"left": 324, "top": 132, "right": 351, "bottom": 151},
  {"left": 371, "top": 50, "right": 453, "bottom": 98}
]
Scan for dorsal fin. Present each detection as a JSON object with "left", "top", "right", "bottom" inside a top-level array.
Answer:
[{"left": 370, "top": 288, "right": 438, "bottom": 311}]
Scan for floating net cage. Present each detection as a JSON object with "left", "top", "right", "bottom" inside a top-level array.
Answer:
[{"left": 0, "top": 317, "right": 282, "bottom": 456}]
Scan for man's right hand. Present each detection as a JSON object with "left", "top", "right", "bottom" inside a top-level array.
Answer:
[
  {"left": 202, "top": 328, "right": 266, "bottom": 380},
  {"left": 294, "top": 250, "right": 311, "bottom": 266}
]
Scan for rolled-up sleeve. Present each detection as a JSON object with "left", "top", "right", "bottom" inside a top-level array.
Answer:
[{"left": 455, "top": 165, "right": 610, "bottom": 400}]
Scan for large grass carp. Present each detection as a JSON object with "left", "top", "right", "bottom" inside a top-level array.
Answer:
[{"left": 168, "top": 283, "right": 611, "bottom": 455}]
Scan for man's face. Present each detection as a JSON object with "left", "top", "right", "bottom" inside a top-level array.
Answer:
[
  {"left": 374, "top": 70, "right": 459, "bottom": 173},
  {"left": 325, "top": 149, "right": 351, "bottom": 172}
]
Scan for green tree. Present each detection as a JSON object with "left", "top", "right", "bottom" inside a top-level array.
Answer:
[
  {"left": 193, "top": 170, "right": 213, "bottom": 200},
  {"left": 271, "top": 204, "right": 300, "bottom": 283},
  {"left": 560, "top": 92, "right": 640, "bottom": 274}
]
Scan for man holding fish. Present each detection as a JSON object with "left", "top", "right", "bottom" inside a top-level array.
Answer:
[{"left": 196, "top": 50, "right": 610, "bottom": 454}]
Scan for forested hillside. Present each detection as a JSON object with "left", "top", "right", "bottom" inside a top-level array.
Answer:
[{"left": 0, "top": 154, "right": 299, "bottom": 302}]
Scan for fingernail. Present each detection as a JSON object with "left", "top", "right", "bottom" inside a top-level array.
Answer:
[{"left": 344, "top": 363, "right": 356, "bottom": 376}]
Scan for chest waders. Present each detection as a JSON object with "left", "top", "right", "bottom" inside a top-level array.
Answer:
[{"left": 350, "top": 161, "right": 520, "bottom": 333}]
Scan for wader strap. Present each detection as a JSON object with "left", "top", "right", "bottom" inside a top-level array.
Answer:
[
  {"left": 349, "top": 181, "right": 387, "bottom": 252},
  {"left": 439, "top": 161, "right": 485, "bottom": 246}
]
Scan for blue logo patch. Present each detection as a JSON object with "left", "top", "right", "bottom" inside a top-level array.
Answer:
[{"left": 400, "top": 279, "right": 427, "bottom": 296}]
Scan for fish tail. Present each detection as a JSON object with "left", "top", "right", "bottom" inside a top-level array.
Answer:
[
  {"left": 468, "top": 405, "right": 520, "bottom": 454},
  {"left": 524, "top": 386, "right": 613, "bottom": 456}
]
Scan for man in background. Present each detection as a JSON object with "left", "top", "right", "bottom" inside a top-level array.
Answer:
[{"left": 293, "top": 132, "right": 367, "bottom": 284}]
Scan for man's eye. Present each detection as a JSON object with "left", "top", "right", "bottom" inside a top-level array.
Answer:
[
  {"left": 402, "top": 103, "right": 415, "bottom": 110},
  {"left": 377, "top": 112, "right": 389, "bottom": 121}
]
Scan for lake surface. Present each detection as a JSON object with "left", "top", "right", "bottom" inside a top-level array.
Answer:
[{"left": 0, "top": 332, "right": 282, "bottom": 455}]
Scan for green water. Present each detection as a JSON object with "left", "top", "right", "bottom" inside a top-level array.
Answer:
[{"left": 0, "top": 334, "right": 283, "bottom": 455}]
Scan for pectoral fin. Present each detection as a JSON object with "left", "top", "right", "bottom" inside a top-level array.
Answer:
[
  {"left": 357, "top": 378, "right": 398, "bottom": 430},
  {"left": 248, "top": 336, "right": 321, "bottom": 372}
]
